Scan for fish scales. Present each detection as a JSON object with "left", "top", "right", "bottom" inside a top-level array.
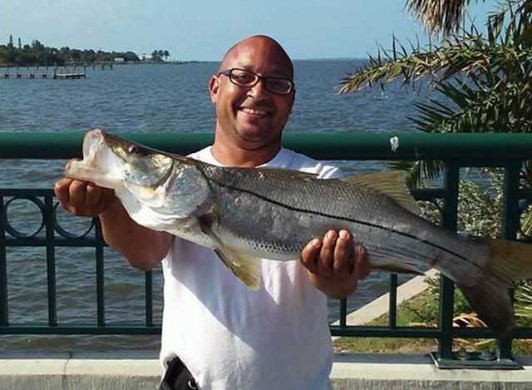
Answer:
[{"left": 200, "top": 162, "right": 486, "bottom": 280}]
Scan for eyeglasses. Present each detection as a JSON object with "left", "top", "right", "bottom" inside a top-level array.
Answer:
[{"left": 218, "top": 68, "right": 295, "bottom": 95}]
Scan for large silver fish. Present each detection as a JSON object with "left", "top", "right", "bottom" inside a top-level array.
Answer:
[{"left": 65, "top": 129, "right": 532, "bottom": 336}]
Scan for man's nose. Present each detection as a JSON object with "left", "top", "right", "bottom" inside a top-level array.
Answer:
[{"left": 248, "top": 79, "right": 269, "bottom": 97}]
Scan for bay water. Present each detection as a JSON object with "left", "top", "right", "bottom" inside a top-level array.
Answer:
[{"left": 0, "top": 61, "right": 426, "bottom": 353}]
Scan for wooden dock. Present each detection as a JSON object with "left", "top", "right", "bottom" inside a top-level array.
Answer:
[
  {"left": 0, "top": 63, "right": 113, "bottom": 80},
  {"left": 3, "top": 72, "right": 50, "bottom": 79},
  {"left": 52, "top": 72, "right": 86, "bottom": 79},
  {"left": 2, "top": 70, "right": 86, "bottom": 80}
]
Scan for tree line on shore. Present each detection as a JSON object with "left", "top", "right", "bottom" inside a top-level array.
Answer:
[{"left": 0, "top": 35, "right": 170, "bottom": 66}]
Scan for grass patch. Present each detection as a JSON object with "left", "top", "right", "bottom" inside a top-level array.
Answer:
[
  {"left": 334, "top": 292, "right": 438, "bottom": 354},
  {"left": 333, "top": 289, "right": 532, "bottom": 355}
]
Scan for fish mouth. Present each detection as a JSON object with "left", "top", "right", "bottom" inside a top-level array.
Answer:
[
  {"left": 82, "top": 128, "right": 106, "bottom": 161},
  {"left": 79, "top": 129, "right": 127, "bottom": 168},
  {"left": 68, "top": 128, "right": 176, "bottom": 190},
  {"left": 64, "top": 129, "right": 124, "bottom": 187}
]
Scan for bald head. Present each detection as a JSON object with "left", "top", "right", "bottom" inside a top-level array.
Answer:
[
  {"left": 219, "top": 35, "right": 294, "bottom": 80},
  {"left": 208, "top": 35, "right": 296, "bottom": 167}
]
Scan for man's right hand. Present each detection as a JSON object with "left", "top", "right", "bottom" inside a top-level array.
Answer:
[
  {"left": 54, "top": 171, "right": 171, "bottom": 270},
  {"left": 54, "top": 177, "right": 117, "bottom": 217}
]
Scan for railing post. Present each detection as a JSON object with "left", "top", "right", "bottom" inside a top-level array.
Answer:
[
  {"left": 437, "top": 162, "right": 460, "bottom": 360},
  {"left": 340, "top": 299, "right": 347, "bottom": 327},
  {"left": 145, "top": 271, "right": 154, "bottom": 327},
  {"left": 388, "top": 274, "right": 398, "bottom": 328},
  {"left": 94, "top": 218, "right": 105, "bottom": 327},
  {"left": 498, "top": 162, "right": 522, "bottom": 360},
  {"left": 45, "top": 194, "right": 57, "bottom": 326},
  {"left": 0, "top": 196, "right": 8, "bottom": 326}
]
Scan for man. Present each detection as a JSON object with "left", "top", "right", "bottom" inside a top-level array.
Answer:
[{"left": 55, "top": 35, "right": 370, "bottom": 390}]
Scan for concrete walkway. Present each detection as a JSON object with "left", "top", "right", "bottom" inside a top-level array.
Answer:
[{"left": 1, "top": 352, "right": 530, "bottom": 389}]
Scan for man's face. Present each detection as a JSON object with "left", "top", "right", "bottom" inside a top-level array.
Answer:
[{"left": 209, "top": 37, "right": 295, "bottom": 150}]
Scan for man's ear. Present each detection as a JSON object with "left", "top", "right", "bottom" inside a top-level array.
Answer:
[
  {"left": 288, "top": 89, "right": 296, "bottom": 114},
  {"left": 209, "top": 75, "right": 219, "bottom": 104}
]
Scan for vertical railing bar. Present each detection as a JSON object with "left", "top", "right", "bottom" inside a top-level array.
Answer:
[
  {"left": 145, "top": 271, "right": 153, "bottom": 327},
  {"left": 389, "top": 274, "right": 398, "bottom": 328},
  {"left": 438, "top": 162, "right": 460, "bottom": 360},
  {"left": 94, "top": 218, "right": 105, "bottom": 327},
  {"left": 497, "top": 161, "right": 521, "bottom": 360},
  {"left": 340, "top": 298, "right": 347, "bottom": 328},
  {"left": 0, "top": 195, "right": 9, "bottom": 326},
  {"left": 44, "top": 194, "right": 57, "bottom": 326}
]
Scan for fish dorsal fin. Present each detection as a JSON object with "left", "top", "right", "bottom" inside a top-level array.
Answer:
[{"left": 343, "top": 171, "right": 421, "bottom": 215}]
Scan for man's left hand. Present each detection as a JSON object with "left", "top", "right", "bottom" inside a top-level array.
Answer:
[{"left": 300, "top": 229, "right": 370, "bottom": 298}]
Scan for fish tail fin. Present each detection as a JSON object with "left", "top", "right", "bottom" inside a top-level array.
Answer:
[
  {"left": 458, "top": 273, "right": 515, "bottom": 336},
  {"left": 458, "top": 239, "right": 532, "bottom": 336}
]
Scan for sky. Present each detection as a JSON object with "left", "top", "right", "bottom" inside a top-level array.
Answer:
[{"left": 1, "top": 0, "right": 497, "bottom": 61}]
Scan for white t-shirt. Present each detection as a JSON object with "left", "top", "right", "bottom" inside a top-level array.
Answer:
[{"left": 160, "top": 147, "right": 340, "bottom": 390}]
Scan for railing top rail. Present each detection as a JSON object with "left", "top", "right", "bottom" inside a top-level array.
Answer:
[{"left": 1, "top": 132, "right": 532, "bottom": 160}]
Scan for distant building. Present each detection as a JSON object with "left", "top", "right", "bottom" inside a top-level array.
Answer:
[
  {"left": 138, "top": 54, "right": 150, "bottom": 61},
  {"left": 114, "top": 57, "right": 125, "bottom": 63}
]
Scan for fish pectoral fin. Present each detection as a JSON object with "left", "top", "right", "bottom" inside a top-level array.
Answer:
[
  {"left": 214, "top": 247, "right": 261, "bottom": 290},
  {"left": 342, "top": 171, "right": 421, "bottom": 216},
  {"left": 197, "top": 212, "right": 261, "bottom": 290}
]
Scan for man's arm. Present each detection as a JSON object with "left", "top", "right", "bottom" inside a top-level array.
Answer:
[
  {"left": 300, "top": 229, "right": 370, "bottom": 299},
  {"left": 54, "top": 176, "right": 172, "bottom": 270}
]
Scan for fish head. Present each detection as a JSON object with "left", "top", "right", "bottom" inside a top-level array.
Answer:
[
  {"left": 102, "top": 131, "right": 174, "bottom": 189},
  {"left": 66, "top": 129, "right": 174, "bottom": 197},
  {"left": 67, "top": 129, "right": 215, "bottom": 221}
]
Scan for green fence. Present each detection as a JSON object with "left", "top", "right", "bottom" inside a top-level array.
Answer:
[{"left": 1, "top": 132, "right": 531, "bottom": 368}]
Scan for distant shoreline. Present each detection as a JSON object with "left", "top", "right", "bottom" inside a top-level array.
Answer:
[
  {"left": 0, "top": 59, "right": 365, "bottom": 68},
  {"left": 0, "top": 61, "right": 202, "bottom": 68}
]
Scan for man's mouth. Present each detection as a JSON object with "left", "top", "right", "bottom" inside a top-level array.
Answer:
[{"left": 239, "top": 107, "right": 272, "bottom": 117}]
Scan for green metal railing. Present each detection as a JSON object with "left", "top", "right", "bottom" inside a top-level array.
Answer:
[{"left": 1, "top": 132, "right": 531, "bottom": 368}]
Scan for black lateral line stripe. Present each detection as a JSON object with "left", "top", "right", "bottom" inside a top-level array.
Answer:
[{"left": 208, "top": 177, "right": 479, "bottom": 268}]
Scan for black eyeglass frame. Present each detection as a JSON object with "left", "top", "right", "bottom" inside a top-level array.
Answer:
[{"left": 217, "top": 68, "right": 295, "bottom": 95}]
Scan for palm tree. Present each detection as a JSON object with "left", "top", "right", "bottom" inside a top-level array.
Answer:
[
  {"left": 339, "top": 0, "right": 531, "bottom": 184},
  {"left": 340, "top": 0, "right": 532, "bottom": 326}
]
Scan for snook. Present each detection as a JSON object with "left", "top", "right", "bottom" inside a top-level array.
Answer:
[{"left": 65, "top": 129, "right": 532, "bottom": 336}]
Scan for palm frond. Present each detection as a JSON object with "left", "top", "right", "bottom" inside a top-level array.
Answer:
[
  {"left": 515, "top": 281, "right": 532, "bottom": 321},
  {"left": 342, "top": 0, "right": 530, "bottom": 185},
  {"left": 389, "top": 160, "right": 445, "bottom": 188},
  {"left": 406, "top": 0, "right": 475, "bottom": 35},
  {"left": 340, "top": 0, "right": 530, "bottom": 94}
]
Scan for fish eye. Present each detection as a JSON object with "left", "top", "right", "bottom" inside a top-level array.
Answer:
[{"left": 128, "top": 145, "right": 138, "bottom": 154}]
